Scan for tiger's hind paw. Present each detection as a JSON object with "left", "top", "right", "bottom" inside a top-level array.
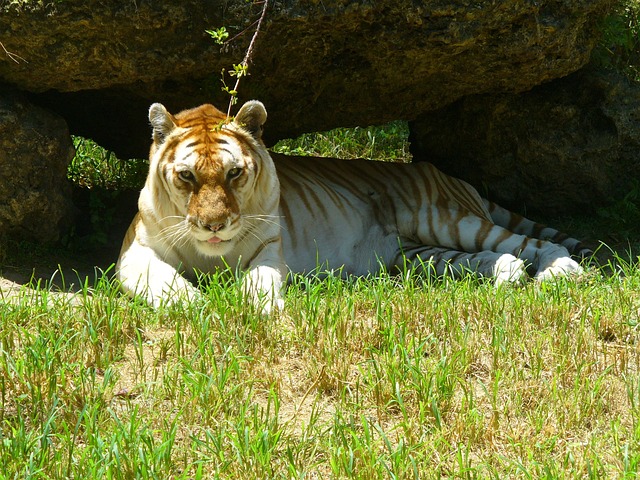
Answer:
[{"left": 535, "top": 256, "right": 584, "bottom": 282}]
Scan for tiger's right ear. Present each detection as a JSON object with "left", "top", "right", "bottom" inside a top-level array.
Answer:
[{"left": 149, "top": 103, "right": 176, "bottom": 144}]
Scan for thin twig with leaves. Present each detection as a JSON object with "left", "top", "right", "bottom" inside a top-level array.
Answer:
[
  {"left": 207, "top": 0, "right": 270, "bottom": 119},
  {"left": 225, "top": 0, "right": 269, "bottom": 118}
]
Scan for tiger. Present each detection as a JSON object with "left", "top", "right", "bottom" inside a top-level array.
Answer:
[{"left": 116, "top": 100, "right": 590, "bottom": 313}]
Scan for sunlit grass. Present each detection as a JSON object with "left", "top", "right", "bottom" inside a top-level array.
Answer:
[
  {"left": 272, "top": 121, "right": 411, "bottom": 162},
  {"left": 68, "top": 136, "right": 148, "bottom": 190},
  {"left": 2, "top": 262, "right": 640, "bottom": 477}
]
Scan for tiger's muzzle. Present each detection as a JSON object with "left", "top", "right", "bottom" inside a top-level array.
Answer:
[{"left": 187, "top": 213, "right": 242, "bottom": 244}]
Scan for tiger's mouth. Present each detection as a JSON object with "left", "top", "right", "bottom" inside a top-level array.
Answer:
[
  {"left": 188, "top": 217, "right": 242, "bottom": 246},
  {"left": 193, "top": 232, "right": 236, "bottom": 256},
  {"left": 192, "top": 224, "right": 242, "bottom": 253},
  {"left": 196, "top": 232, "right": 235, "bottom": 246},
  {"left": 206, "top": 235, "right": 226, "bottom": 244}
]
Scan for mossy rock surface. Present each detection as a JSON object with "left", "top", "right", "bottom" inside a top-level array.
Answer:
[{"left": 0, "top": 0, "right": 613, "bottom": 157}]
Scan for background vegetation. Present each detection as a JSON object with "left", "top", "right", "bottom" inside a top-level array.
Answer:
[
  {"left": 596, "top": 0, "right": 640, "bottom": 81},
  {"left": 2, "top": 1, "right": 640, "bottom": 478}
]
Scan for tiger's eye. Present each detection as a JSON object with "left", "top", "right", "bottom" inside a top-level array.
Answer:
[
  {"left": 178, "top": 170, "right": 194, "bottom": 182},
  {"left": 228, "top": 167, "right": 242, "bottom": 179}
]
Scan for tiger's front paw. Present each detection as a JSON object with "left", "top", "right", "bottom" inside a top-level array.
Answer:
[
  {"left": 151, "top": 278, "right": 202, "bottom": 308},
  {"left": 493, "top": 254, "right": 527, "bottom": 286},
  {"left": 243, "top": 265, "right": 285, "bottom": 315}
]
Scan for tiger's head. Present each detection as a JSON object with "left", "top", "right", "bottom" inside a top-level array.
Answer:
[{"left": 139, "top": 100, "right": 279, "bottom": 258}]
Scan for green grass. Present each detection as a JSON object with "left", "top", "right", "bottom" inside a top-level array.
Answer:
[
  {"left": 2, "top": 263, "right": 640, "bottom": 478},
  {"left": 68, "top": 137, "right": 148, "bottom": 191},
  {"left": 272, "top": 121, "right": 411, "bottom": 162}
]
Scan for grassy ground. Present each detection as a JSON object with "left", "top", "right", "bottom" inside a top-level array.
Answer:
[
  {"left": 2, "top": 119, "right": 640, "bottom": 478},
  {"left": 2, "top": 256, "right": 640, "bottom": 478}
]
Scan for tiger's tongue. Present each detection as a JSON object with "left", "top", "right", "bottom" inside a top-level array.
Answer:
[{"left": 208, "top": 236, "right": 222, "bottom": 244}]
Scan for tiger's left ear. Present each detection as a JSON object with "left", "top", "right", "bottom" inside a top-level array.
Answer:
[{"left": 234, "top": 100, "right": 267, "bottom": 140}]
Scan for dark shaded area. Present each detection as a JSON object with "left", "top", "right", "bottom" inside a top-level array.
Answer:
[
  {"left": 32, "top": 89, "right": 154, "bottom": 160},
  {"left": 409, "top": 67, "right": 640, "bottom": 216},
  {"left": 0, "top": 187, "right": 138, "bottom": 292}
]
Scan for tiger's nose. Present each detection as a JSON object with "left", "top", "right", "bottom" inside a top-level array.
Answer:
[
  {"left": 204, "top": 222, "right": 225, "bottom": 233},
  {"left": 189, "top": 214, "right": 239, "bottom": 232},
  {"left": 186, "top": 214, "right": 226, "bottom": 232}
]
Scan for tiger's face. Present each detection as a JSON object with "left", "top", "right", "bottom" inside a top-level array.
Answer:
[{"left": 145, "top": 101, "right": 276, "bottom": 258}]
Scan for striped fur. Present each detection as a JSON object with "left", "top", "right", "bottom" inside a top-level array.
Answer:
[{"left": 117, "top": 101, "right": 588, "bottom": 311}]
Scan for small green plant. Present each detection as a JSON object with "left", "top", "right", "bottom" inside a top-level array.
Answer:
[
  {"left": 207, "top": 0, "right": 270, "bottom": 118},
  {"left": 205, "top": 26, "right": 229, "bottom": 45},
  {"left": 219, "top": 64, "right": 249, "bottom": 109}
]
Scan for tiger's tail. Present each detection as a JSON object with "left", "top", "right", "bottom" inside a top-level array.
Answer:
[{"left": 483, "top": 200, "right": 593, "bottom": 260}]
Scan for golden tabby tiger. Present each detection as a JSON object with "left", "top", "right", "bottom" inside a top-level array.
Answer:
[{"left": 116, "top": 101, "right": 588, "bottom": 312}]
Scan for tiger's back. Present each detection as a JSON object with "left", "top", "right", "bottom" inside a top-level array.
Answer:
[{"left": 275, "top": 154, "right": 493, "bottom": 276}]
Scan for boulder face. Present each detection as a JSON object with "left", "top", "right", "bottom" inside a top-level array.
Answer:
[
  {"left": 0, "top": 92, "right": 75, "bottom": 242},
  {"left": 409, "top": 68, "right": 640, "bottom": 216},
  {"left": 0, "top": 0, "right": 613, "bottom": 158}
]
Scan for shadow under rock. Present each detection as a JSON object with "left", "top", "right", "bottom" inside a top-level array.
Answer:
[{"left": 1, "top": 188, "right": 138, "bottom": 295}]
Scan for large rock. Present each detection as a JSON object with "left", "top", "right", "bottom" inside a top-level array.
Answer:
[
  {"left": 409, "top": 68, "right": 640, "bottom": 216},
  {"left": 0, "top": 92, "right": 75, "bottom": 242},
  {"left": 0, "top": 0, "right": 613, "bottom": 158}
]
